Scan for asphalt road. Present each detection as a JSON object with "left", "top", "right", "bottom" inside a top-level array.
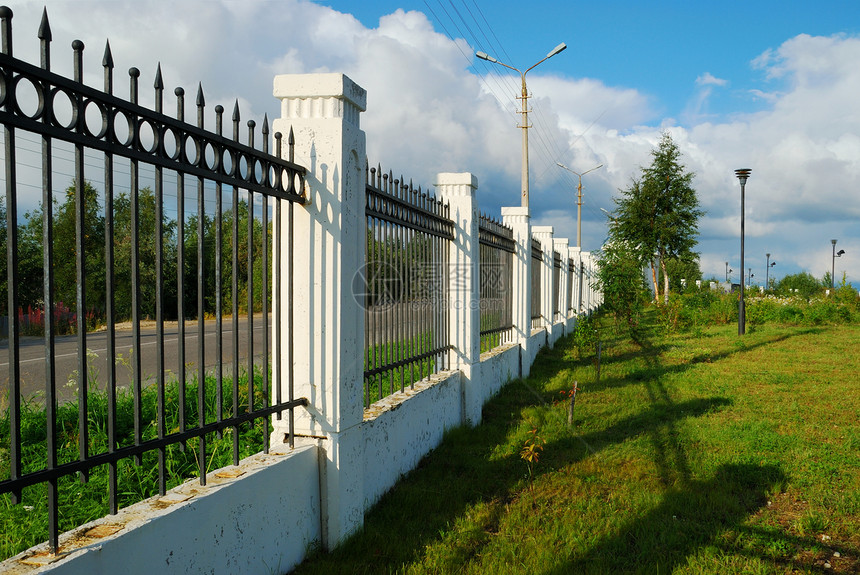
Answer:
[{"left": 0, "top": 315, "right": 269, "bottom": 404}]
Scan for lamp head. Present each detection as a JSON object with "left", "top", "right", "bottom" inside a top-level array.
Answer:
[
  {"left": 837, "top": 249, "right": 846, "bottom": 257},
  {"left": 832, "top": 239, "right": 838, "bottom": 246},
  {"left": 475, "top": 51, "right": 497, "bottom": 63},
  {"left": 734, "top": 168, "right": 751, "bottom": 185},
  {"left": 547, "top": 43, "right": 567, "bottom": 58}
]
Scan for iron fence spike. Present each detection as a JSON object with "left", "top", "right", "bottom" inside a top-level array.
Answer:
[
  {"left": 38, "top": 7, "right": 51, "bottom": 41},
  {"left": 153, "top": 63, "right": 163, "bottom": 90},
  {"left": 196, "top": 82, "right": 204, "bottom": 107},
  {"left": 232, "top": 99, "right": 240, "bottom": 121},
  {"left": 102, "top": 41, "right": 115, "bottom": 70}
]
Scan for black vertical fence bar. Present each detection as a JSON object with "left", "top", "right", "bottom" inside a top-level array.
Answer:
[
  {"left": 0, "top": 5, "right": 21, "bottom": 508},
  {"left": 37, "top": 10, "right": 59, "bottom": 549},
  {"left": 261, "top": 116, "right": 270, "bottom": 454},
  {"left": 72, "top": 39, "right": 89, "bottom": 481},
  {"left": 153, "top": 65, "right": 167, "bottom": 495},
  {"left": 287, "top": 127, "right": 296, "bottom": 448},
  {"left": 288, "top": 197, "right": 295, "bottom": 446},
  {"left": 102, "top": 41, "right": 120, "bottom": 508},
  {"left": 175, "top": 86, "right": 186, "bottom": 446},
  {"left": 214, "top": 105, "right": 224, "bottom": 444},
  {"left": 196, "top": 85, "right": 207, "bottom": 486},
  {"left": 274, "top": 133, "right": 282, "bottom": 427},
  {"left": 129, "top": 66, "right": 143, "bottom": 466},
  {"left": 247, "top": 120, "right": 255, "bottom": 417},
  {"left": 231, "top": 101, "right": 240, "bottom": 457}
]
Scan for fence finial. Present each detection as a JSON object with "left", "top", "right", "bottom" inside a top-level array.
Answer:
[{"left": 38, "top": 7, "right": 50, "bottom": 41}]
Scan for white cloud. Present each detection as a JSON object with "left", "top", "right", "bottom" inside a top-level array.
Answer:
[
  {"left": 696, "top": 72, "right": 727, "bottom": 87},
  {"left": 5, "top": 2, "right": 859, "bottom": 285}
]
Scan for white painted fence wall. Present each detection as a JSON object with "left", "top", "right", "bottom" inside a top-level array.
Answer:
[{"left": 3, "top": 73, "right": 601, "bottom": 575}]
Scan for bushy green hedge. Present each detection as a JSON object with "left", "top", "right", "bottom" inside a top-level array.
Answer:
[{"left": 657, "top": 285, "right": 860, "bottom": 333}]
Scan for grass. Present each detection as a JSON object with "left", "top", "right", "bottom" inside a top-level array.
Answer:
[
  {"left": 0, "top": 368, "right": 270, "bottom": 561},
  {"left": 293, "top": 309, "right": 860, "bottom": 574}
]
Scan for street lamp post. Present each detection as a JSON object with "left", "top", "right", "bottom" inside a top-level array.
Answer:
[
  {"left": 476, "top": 43, "right": 567, "bottom": 211},
  {"left": 725, "top": 261, "right": 732, "bottom": 283},
  {"left": 765, "top": 253, "right": 776, "bottom": 290},
  {"left": 557, "top": 162, "right": 603, "bottom": 247},
  {"left": 735, "top": 169, "right": 751, "bottom": 335},
  {"left": 831, "top": 239, "right": 846, "bottom": 290},
  {"left": 748, "top": 268, "right": 754, "bottom": 287}
]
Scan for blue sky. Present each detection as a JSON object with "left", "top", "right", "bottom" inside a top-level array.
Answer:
[{"left": 6, "top": 0, "right": 860, "bottom": 286}]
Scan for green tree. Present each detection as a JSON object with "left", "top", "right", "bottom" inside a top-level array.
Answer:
[
  {"left": 665, "top": 257, "right": 702, "bottom": 293},
  {"left": 614, "top": 132, "right": 703, "bottom": 304},
  {"left": 183, "top": 198, "right": 268, "bottom": 318},
  {"left": 16, "top": 204, "right": 46, "bottom": 311},
  {"left": 594, "top": 238, "right": 649, "bottom": 336},
  {"left": 52, "top": 181, "right": 106, "bottom": 313},
  {"left": 113, "top": 187, "right": 179, "bottom": 320},
  {"left": 776, "top": 272, "right": 823, "bottom": 299}
]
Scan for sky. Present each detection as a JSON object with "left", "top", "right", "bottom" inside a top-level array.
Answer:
[{"left": 4, "top": 0, "right": 860, "bottom": 287}]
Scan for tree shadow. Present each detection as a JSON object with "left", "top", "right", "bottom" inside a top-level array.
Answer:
[
  {"left": 578, "top": 326, "right": 822, "bottom": 397},
  {"left": 292, "top": 372, "right": 734, "bottom": 574},
  {"left": 541, "top": 463, "right": 787, "bottom": 574}
]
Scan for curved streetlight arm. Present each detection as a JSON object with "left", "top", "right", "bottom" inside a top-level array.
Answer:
[
  {"left": 476, "top": 51, "right": 519, "bottom": 74},
  {"left": 525, "top": 42, "right": 567, "bottom": 75}
]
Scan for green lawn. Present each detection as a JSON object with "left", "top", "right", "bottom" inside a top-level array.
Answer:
[{"left": 293, "top": 311, "right": 860, "bottom": 574}]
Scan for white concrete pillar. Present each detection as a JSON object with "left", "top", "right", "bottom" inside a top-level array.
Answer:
[
  {"left": 435, "top": 173, "right": 482, "bottom": 426},
  {"left": 533, "top": 226, "right": 554, "bottom": 329},
  {"left": 272, "top": 73, "right": 367, "bottom": 549},
  {"left": 501, "top": 207, "right": 531, "bottom": 376}
]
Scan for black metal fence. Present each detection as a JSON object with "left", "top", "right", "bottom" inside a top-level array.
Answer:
[
  {"left": 363, "top": 165, "right": 453, "bottom": 408},
  {"left": 531, "top": 237, "right": 542, "bottom": 329},
  {"left": 478, "top": 214, "right": 514, "bottom": 351},
  {"left": 567, "top": 257, "right": 576, "bottom": 313},
  {"left": 0, "top": 8, "right": 307, "bottom": 553},
  {"left": 552, "top": 250, "right": 561, "bottom": 322}
]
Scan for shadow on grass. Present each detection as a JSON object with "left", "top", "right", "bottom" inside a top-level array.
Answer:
[
  {"left": 579, "top": 323, "right": 823, "bottom": 397},
  {"left": 291, "top": 336, "right": 735, "bottom": 574},
  {"left": 542, "top": 462, "right": 787, "bottom": 574}
]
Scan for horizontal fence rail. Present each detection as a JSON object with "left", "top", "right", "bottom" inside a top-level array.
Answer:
[
  {"left": 363, "top": 164, "right": 453, "bottom": 408},
  {"left": 0, "top": 7, "right": 307, "bottom": 554},
  {"left": 531, "top": 237, "right": 542, "bottom": 329},
  {"left": 478, "top": 214, "right": 514, "bottom": 351}
]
